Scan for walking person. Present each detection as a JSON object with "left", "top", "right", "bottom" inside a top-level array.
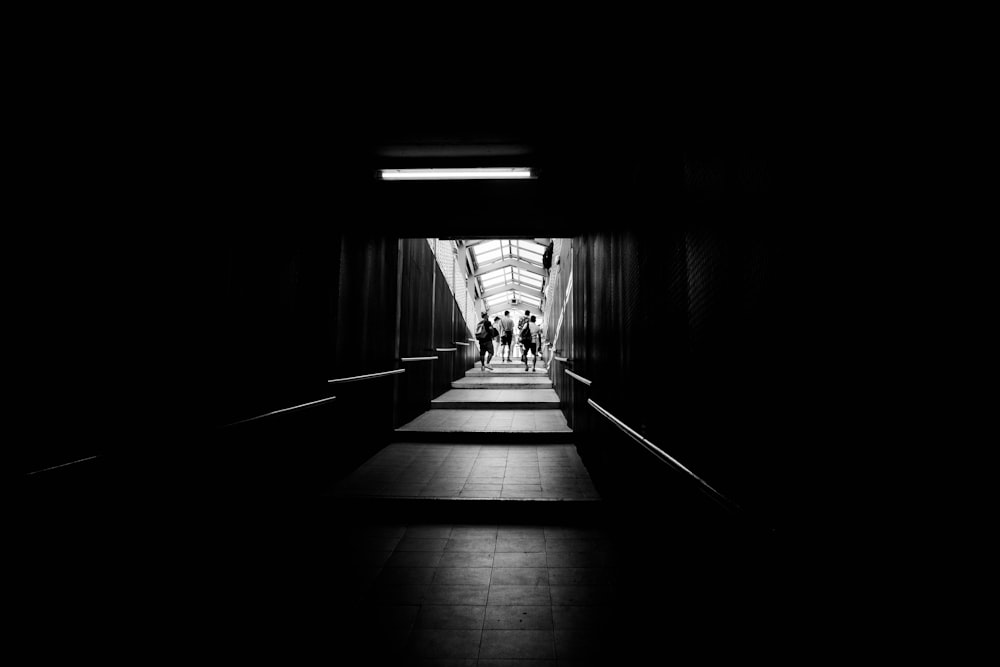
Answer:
[
  {"left": 499, "top": 310, "right": 515, "bottom": 362},
  {"left": 492, "top": 316, "right": 502, "bottom": 361},
  {"left": 475, "top": 312, "right": 496, "bottom": 371},
  {"left": 527, "top": 315, "right": 543, "bottom": 370},
  {"left": 516, "top": 309, "right": 531, "bottom": 362},
  {"left": 520, "top": 315, "right": 543, "bottom": 371}
]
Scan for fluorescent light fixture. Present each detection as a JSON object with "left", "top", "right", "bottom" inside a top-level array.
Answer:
[{"left": 380, "top": 167, "right": 533, "bottom": 180}]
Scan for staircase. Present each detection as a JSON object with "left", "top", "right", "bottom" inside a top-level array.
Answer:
[{"left": 330, "top": 358, "right": 602, "bottom": 523}]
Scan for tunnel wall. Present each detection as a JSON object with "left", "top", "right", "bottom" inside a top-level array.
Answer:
[
  {"left": 397, "top": 238, "right": 477, "bottom": 426},
  {"left": 25, "top": 231, "right": 476, "bottom": 506},
  {"left": 552, "top": 155, "right": 820, "bottom": 533}
]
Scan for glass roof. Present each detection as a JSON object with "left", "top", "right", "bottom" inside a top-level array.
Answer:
[{"left": 467, "top": 239, "right": 549, "bottom": 312}]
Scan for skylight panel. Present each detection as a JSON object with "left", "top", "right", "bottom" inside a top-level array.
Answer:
[
  {"left": 480, "top": 267, "right": 508, "bottom": 281},
  {"left": 473, "top": 240, "right": 502, "bottom": 253},
  {"left": 518, "top": 240, "right": 547, "bottom": 253}
]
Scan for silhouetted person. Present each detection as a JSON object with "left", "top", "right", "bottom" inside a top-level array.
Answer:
[{"left": 475, "top": 312, "right": 495, "bottom": 371}]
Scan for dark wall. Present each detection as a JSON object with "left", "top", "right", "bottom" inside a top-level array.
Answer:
[
  {"left": 552, "top": 153, "right": 841, "bottom": 536},
  {"left": 396, "top": 238, "right": 476, "bottom": 425}
]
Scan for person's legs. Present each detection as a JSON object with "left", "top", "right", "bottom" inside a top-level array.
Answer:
[
  {"left": 485, "top": 340, "right": 494, "bottom": 369},
  {"left": 479, "top": 341, "right": 487, "bottom": 370},
  {"left": 530, "top": 343, "right": 537, "bottom": 370}
]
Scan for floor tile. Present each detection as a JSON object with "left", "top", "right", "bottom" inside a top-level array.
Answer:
[
  {"left": 496, "top": 537, "right": 546, "bottom": 553},
  {"left": 547, "top": 568, "right": 609, "bottom": 586},
  {"left": 479, "top": 630, "right": 556, "bottom": 660},
  {"left": 544, "top": 552, "right": 610, "bottom": 568},
  {"left": 432, "top": 567, "right": 493, "bottom": 586},
  {"left": 445, "top": 537, "right": 497, "bottom": 552},
  {"left": 548, "top": 586, "right": 612, "bottom": 606},
  {"left": 438, "top": 552, "right": 496, "bottom": 568},
  {"left": 493, "top": 552, "right": 547, "bottom": 568},
  {"left": 398, "top": 538, "right": 450, "bottom": 552},
  {"left": 491, "top": 568, "right": 549, "bottom": 586},
  {"left": 423, "top": 584, "right": 490, "bottom": 605},
  {"left": 487, "top": 585, "right": 552, "bottom": 606},
  {"left": 484, "top": 604, "right": 554, "bottom": 630},
  {"left": 414, "top": 605, "right": 486, "bottom": 630},
  {"left": 407, "top": 628, "right": 482, "bottom": 659}
]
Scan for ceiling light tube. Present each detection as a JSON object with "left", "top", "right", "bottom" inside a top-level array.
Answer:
[{"left": 380, "top": 167, "right": 534, "bottom": 180}]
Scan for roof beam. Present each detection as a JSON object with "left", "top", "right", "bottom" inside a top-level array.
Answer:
[
  {"left": 481, "top": 284, "right": 543, "bottom": 300},
  {"left": 474, "top": 257, "right": 546, "bottom": 278}
]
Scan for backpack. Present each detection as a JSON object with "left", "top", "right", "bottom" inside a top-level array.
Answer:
[
  {"left": 475, "top": 320, "right": 490, "bottom": 340},
  {"left": 519, "top": 323, "right": 533, "bottom": 346}
]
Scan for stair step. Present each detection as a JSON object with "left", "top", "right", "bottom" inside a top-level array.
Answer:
[
  {"left": 431, "top": 389, "right": 559, "bottom": 410},
  {"left": 391, "top": 430, "right": 575, "bottom": 443},
  {"left": 453, "top": 376, "right": 553, "bottom": 389},
  {"left": 453, "top": 382, "right": 553, "bottom": 390},
  {"left": 395, "top": 408, "right": 572, "bottom": 442},
  {"left": 467, "top": 365, "right": 551, "bottom": 377}
]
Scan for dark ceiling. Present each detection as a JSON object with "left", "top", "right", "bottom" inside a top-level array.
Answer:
[{"left": 194, "top": 70, "right": 784, "bottom": 240}]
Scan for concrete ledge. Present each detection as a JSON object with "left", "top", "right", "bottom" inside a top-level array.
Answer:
[
  {"left": 430, "top": 401, "right": 560, "bottom": 410},
  {"left": 452, "top": 382, "right": 552, "bottom": 389},
  {"left": 391, "top": 431, "right": 574, "bottom": 444}
]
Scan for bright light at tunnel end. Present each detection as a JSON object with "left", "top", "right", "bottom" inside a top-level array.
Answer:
[{"left": 379, "top": 167, "right": 534, "bottom": 180}]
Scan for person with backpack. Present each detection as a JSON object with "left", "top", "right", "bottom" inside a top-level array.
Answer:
[
  {"left": 475, "top": 312, "right": 496, "bottom": 372},
  {"left": 516, "top": 309, "right": 531, "bottom": 359},
  {"left": 521, "top": 315, "right": 542, "bottom": 371}
]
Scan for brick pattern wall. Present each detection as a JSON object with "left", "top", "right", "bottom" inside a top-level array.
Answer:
[{"left": 428, "top": 238, "right": 476, "bottom": 338}]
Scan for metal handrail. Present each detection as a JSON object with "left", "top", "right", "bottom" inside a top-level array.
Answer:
[
  {"left": 565, "top": 369, "right": 592, "bottom": 385},
  {"left": 453, "top": 341, "right": 470, "bottom": 346},
  {"left": 27, "top": 455, "right": 101, "bottom": 476},
  {"left": 553, "top": 356, "right": 570, "bottom": 362},
  {"left": 224, "top": 395, "right": 338, "bottom": 427},
  {"left": 435, "top": 347, "right": 458, "bottom": 352},
  {"left": 401, "top": 356, "right": 437, "bottom": 362},
  {"left": 587, "top": 398, "right": 742, "bottom": 515},
  {"left": 327, "top": 368, "right": 406, "bottom": 384}
]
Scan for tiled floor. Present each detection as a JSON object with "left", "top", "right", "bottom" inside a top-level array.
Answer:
[
  {"left": 396, "top": 409, "right": 571, "bottom": 432},
  {"left": 334, "top": 522, "right": 632, "bottom": 664},
  {"left": 332, "top": 444, "right": 599, "bottom": 500},
  {"left": 319, "top": 361, "right": 682, "bottom": 664}
]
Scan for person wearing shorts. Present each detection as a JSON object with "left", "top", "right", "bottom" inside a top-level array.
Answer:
[{"left": 500, "top": 310, "right": 515, "bottom": 362}]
